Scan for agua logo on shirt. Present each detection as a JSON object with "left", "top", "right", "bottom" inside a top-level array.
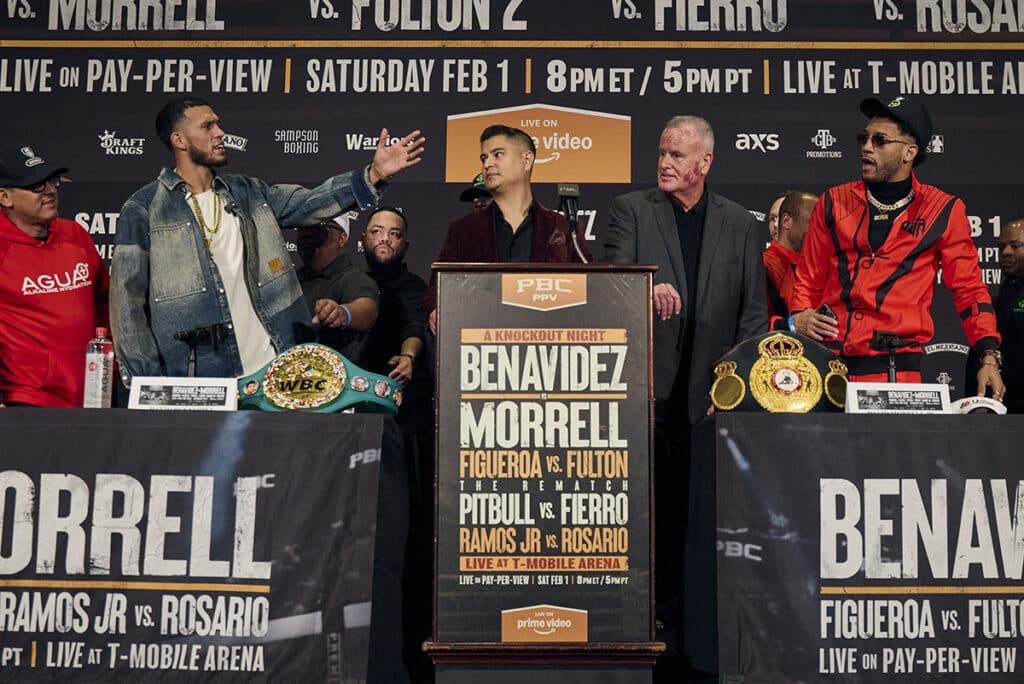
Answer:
[{"left": 22, "top": 263, "right": 92, "bottom": 296}]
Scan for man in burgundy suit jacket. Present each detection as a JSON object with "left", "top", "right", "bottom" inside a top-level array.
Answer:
[{"left": 424, "top": 124, "right": 590, "bottom": 333}]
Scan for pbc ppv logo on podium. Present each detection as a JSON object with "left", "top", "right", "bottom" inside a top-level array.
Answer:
[{"left": 501, "top": 274, "right": 587, "bottom": 312}]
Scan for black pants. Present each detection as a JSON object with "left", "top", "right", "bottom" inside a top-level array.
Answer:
[{"left": 653, "top": 400, "right": 691, "bottom": 619}]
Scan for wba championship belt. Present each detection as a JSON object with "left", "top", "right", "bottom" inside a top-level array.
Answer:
[
  {"left": 710, "top": 332, "right": 848, "bottom": 413},
  {"left": 237, "top": 343, "right": 401, "bottom": 415}
]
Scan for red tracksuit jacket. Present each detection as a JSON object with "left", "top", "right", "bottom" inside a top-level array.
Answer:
[
  {"left": 0, "top": 211, "right": 110, "bottom": 406},
  {"left": 792, "top": 174, "right": 998, "bottom": 362}
]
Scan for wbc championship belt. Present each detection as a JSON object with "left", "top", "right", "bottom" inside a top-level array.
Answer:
[
  {"left": 710, "top": 332, "right": 848, "bottom": 413},
  {"left": 237, "top": 343, "right": 402, "bottom": 415}
]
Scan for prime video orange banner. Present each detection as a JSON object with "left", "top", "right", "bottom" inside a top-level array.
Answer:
[{"left": 445, "top": 104, "right": 631, "bottom": 184}]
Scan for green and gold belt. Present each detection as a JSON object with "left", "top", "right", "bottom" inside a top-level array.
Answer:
[{"left": 237, "top": 343, "right": 402, "bottom": 415}]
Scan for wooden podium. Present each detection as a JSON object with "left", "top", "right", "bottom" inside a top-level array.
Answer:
[{"left": 424, "top": 264, "right": 663, "bottom": 683}]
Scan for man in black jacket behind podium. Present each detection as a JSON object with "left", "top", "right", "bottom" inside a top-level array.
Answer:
[{"left": 604, "top": 114, "right": 768, "bottom": 680}]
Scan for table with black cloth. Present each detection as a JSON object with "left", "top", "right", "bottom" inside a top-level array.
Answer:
[
  {"left": 0, "top": 409, "right": 408, "bottom": 684},
  {"left": 685, "top": 413, "right": 1024, "bottom": 684}
]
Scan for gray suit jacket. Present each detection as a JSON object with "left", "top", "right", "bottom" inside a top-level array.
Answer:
[{"left": 605, "top": 187, "right": 768, "bottom": 424}]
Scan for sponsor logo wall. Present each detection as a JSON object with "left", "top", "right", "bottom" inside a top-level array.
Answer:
[{"left": 2, "top": 0, "right": 1019, "bottom": 393}]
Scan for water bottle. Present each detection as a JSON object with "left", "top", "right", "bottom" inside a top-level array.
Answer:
[{"left": 83, "top": 327, "right": 114, "bottom": 408}]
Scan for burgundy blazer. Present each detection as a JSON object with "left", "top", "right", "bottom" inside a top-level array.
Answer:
[{"left": 422, "top": 201, "right": 591, "bottom": 315}]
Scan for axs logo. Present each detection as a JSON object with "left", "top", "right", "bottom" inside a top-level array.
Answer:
[{"left": 735, "top": 133, "right": 780, "bottom": 153}]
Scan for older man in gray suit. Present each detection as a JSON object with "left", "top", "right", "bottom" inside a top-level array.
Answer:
[{"left": 605, "top": 114, "right": 767, "bottom": 677}]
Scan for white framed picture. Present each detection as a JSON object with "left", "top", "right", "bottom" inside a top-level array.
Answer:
[
  {"left": 845, "top": 382, "right": 950, "bottom": 414},
  {"left": 128, "top": 376, "right": 238, "bottom": 411}
]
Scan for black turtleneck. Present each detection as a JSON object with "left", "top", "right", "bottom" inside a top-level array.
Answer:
[{"left": 865, "top": 177, "right": 913, "bottom": 254}]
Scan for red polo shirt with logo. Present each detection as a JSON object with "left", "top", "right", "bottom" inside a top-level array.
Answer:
[{"left": 0, "top": 210, "right": 109, "bottom": 406}]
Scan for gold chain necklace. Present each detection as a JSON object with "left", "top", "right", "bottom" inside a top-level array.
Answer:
[
  {"left": 866, "top": 189, "right": 914, "bottom": 221},
  {"left": 188, "top": 192, "right": 222, "bottom": 250}
]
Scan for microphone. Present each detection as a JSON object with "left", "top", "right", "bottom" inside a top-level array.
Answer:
[
  {"left": 225, "top": 200, "right": 240, "bottom": 216},
  {"left": 870, "top": 330, "right": 920, "bottom": 383},
  {"left": 557, "top": 183, "right": 588, "bottom": 263},
  {"left": 557, "top": 183, "right": 580, "bottom": 225}
]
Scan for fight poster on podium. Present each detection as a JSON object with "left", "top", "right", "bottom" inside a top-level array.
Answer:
[{"left": 431, "top": 264, "right": 655, "bottom": 651}]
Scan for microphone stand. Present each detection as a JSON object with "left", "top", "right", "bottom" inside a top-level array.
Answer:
[
  {"left": 558, "top": 194, "right": 589, "bottom": 264},
  {"left": 174, "top": 324, "right": 227, "bottom": 377},
  {"left": 870, "top": 331, "right": 920, "bottom": 383}
]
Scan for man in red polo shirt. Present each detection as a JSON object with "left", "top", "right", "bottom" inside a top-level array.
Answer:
[{"left": 0, "top": 144, "right": 109, "bottom": 406}]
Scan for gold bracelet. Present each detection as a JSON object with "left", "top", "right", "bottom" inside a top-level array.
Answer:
[{"left": 370, "top": 162, "right": 392, "bottom": 183}]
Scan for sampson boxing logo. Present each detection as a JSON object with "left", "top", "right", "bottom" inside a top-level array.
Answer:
[
  {"left": 275, "top": 129, "right": 319, "bottom": 155},
  {"left": 22, "top": 262, "right": 92, "bottom": 296}
]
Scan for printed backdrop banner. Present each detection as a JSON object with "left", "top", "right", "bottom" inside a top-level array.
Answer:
[
  {"left": 715, "top": 413, "right": 1024, "bottom": 683},
  {"left": 1, "top": 1, "right": 1020, "bottom": 391},
  {"left": 0, "top": 409, "right": 386, "bottom": 682}
]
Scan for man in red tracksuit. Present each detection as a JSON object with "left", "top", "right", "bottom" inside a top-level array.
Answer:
[
  {"left": 791, "top": 96, "right": 1005, "bottom": 399},
  {"left": 0, "top": 144, "right": 109, "bottom": 407}
]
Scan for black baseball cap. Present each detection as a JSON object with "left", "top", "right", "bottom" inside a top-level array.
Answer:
[
  {"left": 459, "top": 173, "right": 491, "bottom": 202},
  {"left": 860, "top": 95, "right": 934, "bottom": 165},
  {"left": 0, "top": 144, "right": 68, "bottom": 188}
]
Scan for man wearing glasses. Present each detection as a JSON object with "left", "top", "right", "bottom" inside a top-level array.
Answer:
[
  {"left": 791, "top": 95, "right": 1004, "bottom": 399},
  {"left": 0, "top": 144, "right": 109, "bottom": 406}
]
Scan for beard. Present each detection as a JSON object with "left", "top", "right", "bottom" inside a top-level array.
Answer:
[
  {"left": 364, "top": 243, "right": 406, "bottom": 268},
  {"left": 188, "top": 143, "right": 228, "bottom": 168},
  {"left": 862, "top": 155, "right": 904, "bottom": 184}
]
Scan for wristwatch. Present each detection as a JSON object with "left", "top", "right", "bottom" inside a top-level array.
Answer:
[{"left": 980, "top": 348, "right": 1003, "bottom": 370}]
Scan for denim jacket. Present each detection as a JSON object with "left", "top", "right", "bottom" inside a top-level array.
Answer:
[{"left": 111, "top": 166, "right": 383, "bottom": 384}]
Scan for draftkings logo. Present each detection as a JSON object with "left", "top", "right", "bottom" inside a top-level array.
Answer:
[
  {"left": 22, "top": 263, "right": 93, "bottom": 295},
  {"left": 98, "top": 130, "right": 144, "bottom": 156},
  {"left": 806, "top": 128, "right": 842, "bottom": 159}
]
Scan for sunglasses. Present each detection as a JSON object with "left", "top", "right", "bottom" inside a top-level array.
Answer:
[
  {"left": 856, "top": 133, "right": 916, "bottom": 148},
  {"left": 10, "top": 176, "right": 62, "bottom": 193}
]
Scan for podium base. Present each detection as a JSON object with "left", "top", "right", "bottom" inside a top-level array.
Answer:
[{"left": 425, "top": 642, "right": 664, "bottom": 684}]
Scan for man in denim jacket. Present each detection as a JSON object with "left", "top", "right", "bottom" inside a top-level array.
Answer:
[{"left": 111, "top": 96, "right": 424, "bottom": 384}]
